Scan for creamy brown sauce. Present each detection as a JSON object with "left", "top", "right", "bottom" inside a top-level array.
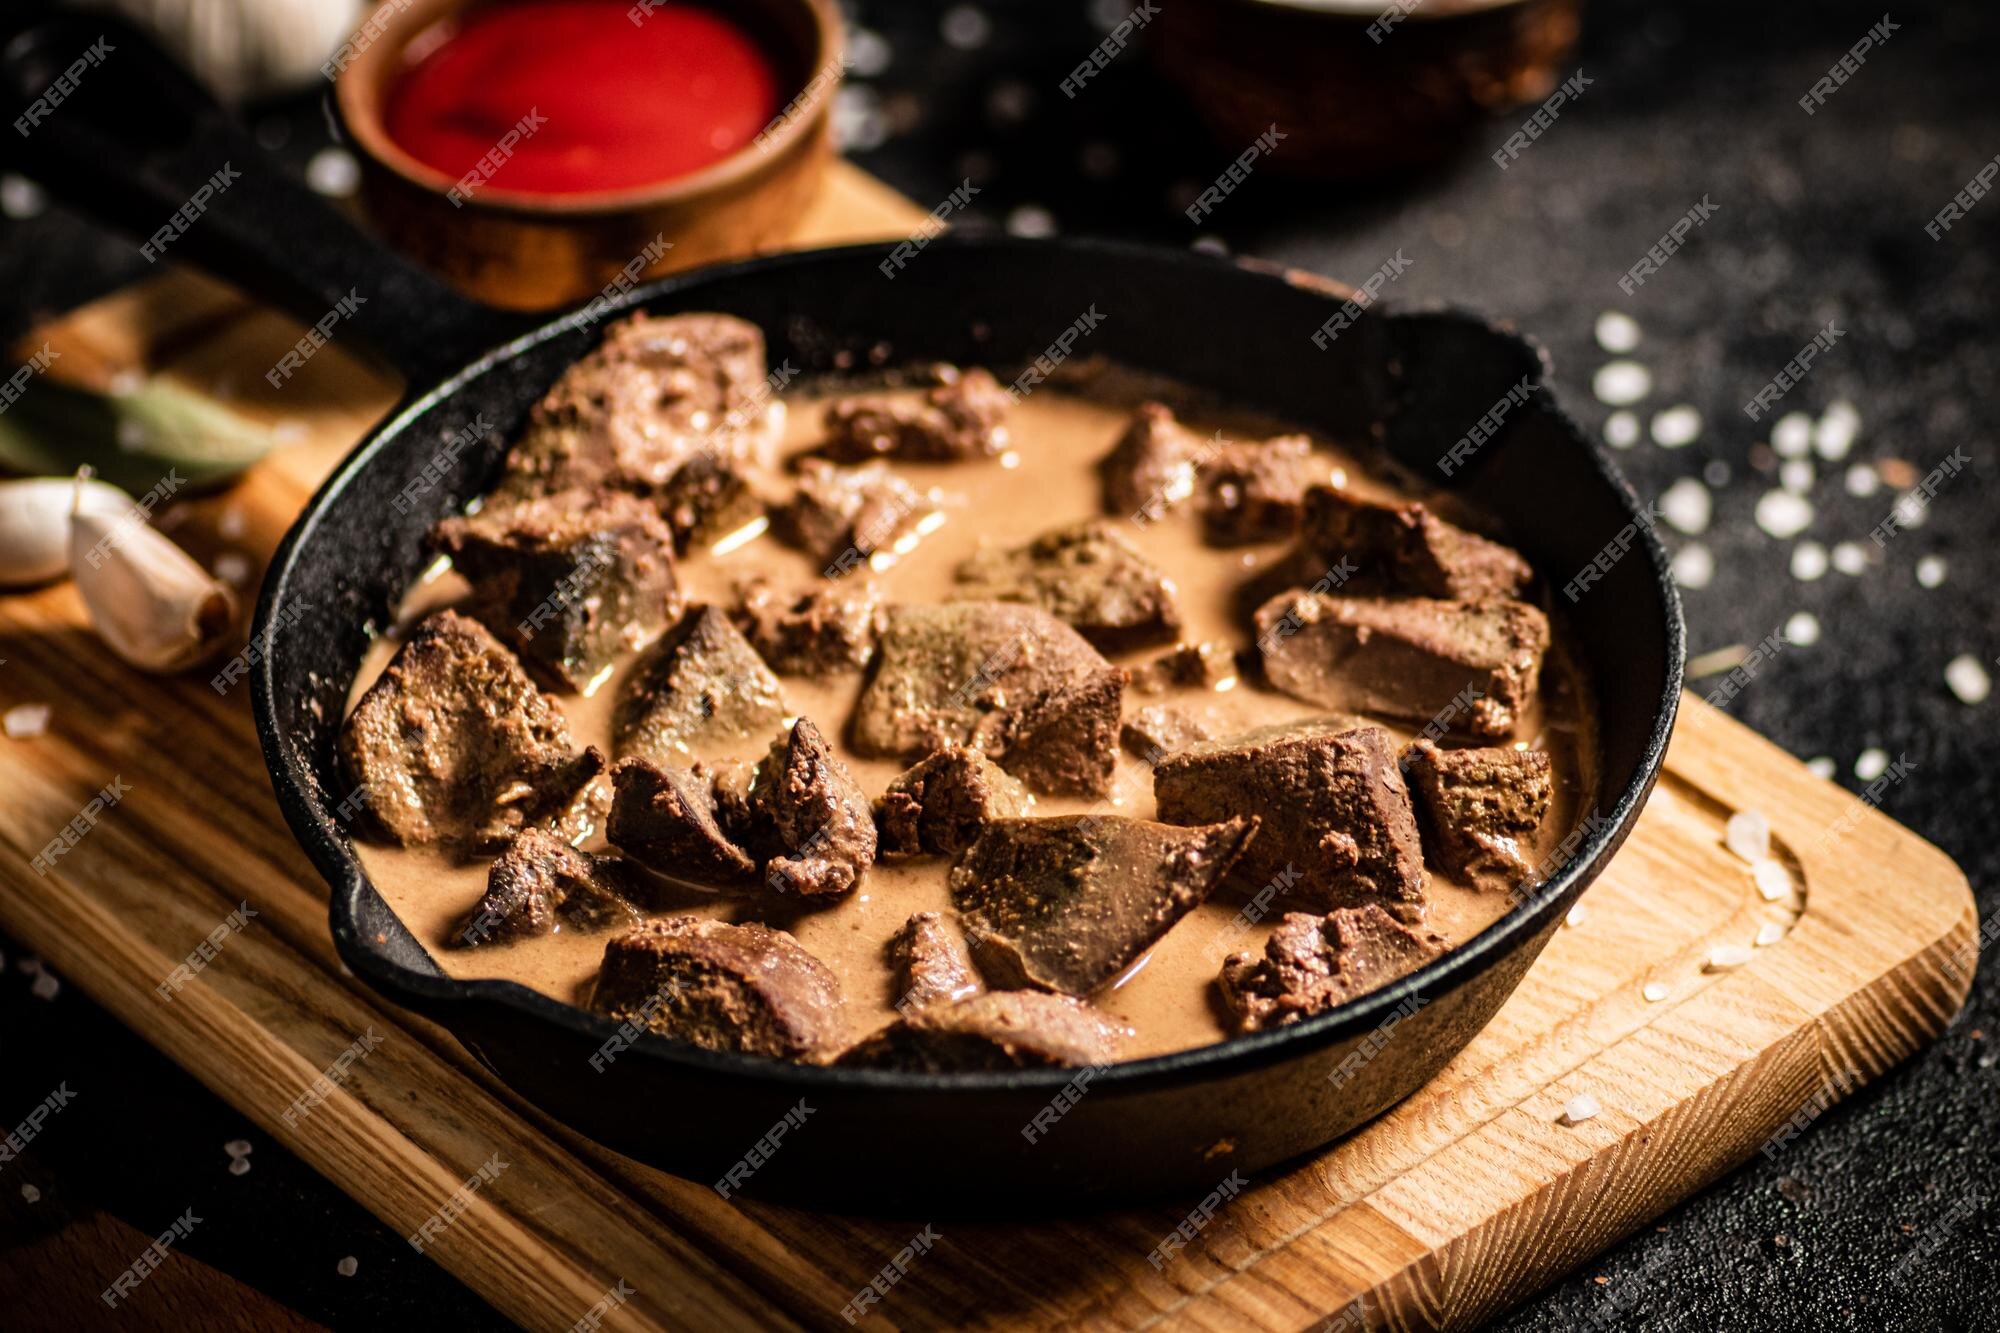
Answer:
[{"left": 346, "top": 370, "right": 1596, "bottom": 1060}]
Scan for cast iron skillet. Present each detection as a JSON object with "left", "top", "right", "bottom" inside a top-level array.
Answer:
[{"left": 3, "top": 15, "right": 1682, "bottom": 1208}]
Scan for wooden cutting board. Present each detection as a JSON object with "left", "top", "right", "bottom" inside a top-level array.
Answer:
[{"left": 0, "top": 161, "right": 1975, "bottom": 1332}]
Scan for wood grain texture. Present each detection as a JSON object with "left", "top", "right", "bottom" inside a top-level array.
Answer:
[{"left": 0, "top": 161, "right": 1974, "bottom": 1332}]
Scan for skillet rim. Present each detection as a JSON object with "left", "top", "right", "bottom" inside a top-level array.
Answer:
[{"left": 253, "top": 234, "right": 1685, "bottom": 1096}]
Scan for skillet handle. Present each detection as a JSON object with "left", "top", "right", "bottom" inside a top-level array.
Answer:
[{"left": 0, "top": 10, "right": 509, "bottom": 385}]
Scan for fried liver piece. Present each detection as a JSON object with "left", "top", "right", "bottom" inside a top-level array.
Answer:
[
  {"left": 340, "top": 610, "right": 604, "bottom": 852},
  {"left": 1297, "top": 486, "right": 1533, "bottom": 601},
  {"left": 590, "top": 917, "right": 844, "bottom": 1060},
  {"left": 731, "top": 576, "right": 882, "bottom": 676},
  {"left": 950, "top": 814, "right": 1259, "bottom": 995},
  {"left": 748, "top": 717, "right": 877, "bottom": 897},
  {"left": 888, "top": 911, "right": 983, "bottom": 1011},
  {"left": 429, "top": 489, "right": 679, "bottom": 690},
  {"left": 460, "top": 827, "right": 639, "bottom": 946},
  {"left": 612, "top": 606, "right": 786, "bottom": 767},
  {"left": 1154, "top": 721, "right": 1426, "bottom": 917},
  {"left": 1218, "top": 905, "right": 1447, "bottom": 1031},
  {"left": 820, "top": 365, "right": 1010, "bottom": 462},
  {"left": 1100, "top": 401, "right": 1205, "bottom": 519},
  {"left": 851, "top": 602, "right": 1125, "bottom": 797},
  {"left": 1254, "top": 591, "right": 1548, "bottom": 740},
  {"left": 1128, "top": 640, "right": 1240, "bottom": 694},
  {"left": 875, "top": 744, "right": 1032, "bottom": 859},
  {"left": 772, "top": 458, "right": 938, "bottom": 573},
  {"left": 1120, "top": 704, "right": 1211, "bottom": 765},
  {"left": 655, "top": 449, "right": 766, "bottom": 552},
  {"left": 497, "top": 313, "right": 776, "bottom": 501},
  {"left": 1199, "top": 435, "right": 1315, "bottom": 545},
  {"left": 1401, "top": 739, "right": 1554, "bottom": 891},
  {"left": 836, "top": 991, "right": 1130, "bottom": 1071},
  {"left": 605, "top": 757, "right": 758, "bottom": 888},
  {"left": 952, "top": 519, "right": 1183, "bottom": 650}
]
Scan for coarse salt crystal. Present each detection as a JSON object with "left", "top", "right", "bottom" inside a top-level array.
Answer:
[
  {"left": 30, "top": 971, "right": 59, "bottom": 1000},
  {"left": 1815, "top": 400, "right": 1860, "bottom": 459},
  {"left": 1755, "top": 491, "right": 1814, "bottom": 540},
  {"left": 1780, "top": 459, "right": 1815, "bottom": 494},
  {"left": 1844, "top": 464, "right": 1879, "bottom": 497},
  {"left": 1855, "top": 747, "right": 1889, "bottom": 781},
  {"left": 1596, "top": 311, "right": 1641, "bottom": 353},
  {"left": 1659, "top": 478, "right": 1710, "bottom": 534},
  {"left": 21, "top": 1183, "right": 40, "bottom": 1203},
  {"left": 1916, "top": 556, "right": 1946, "bottom": 588},
  {"left": 225, "top": 1139, "right": 253, "bottom": 1159},
  {"left": 1604, "top": 411, "right": 1641, "bottom": 448},
  {"left": 3, "top": 704, "right": 51, "bottom": 739},
  {"left": 228, "top": 1156, "right": 252, "bottom": 1176},
  {"left": 217, "top": 508, "right": 248, "bottom": 540},
  {"left": 1790, "top": 542, "right": 1828, "bottom": 582},
  {"left": 214, "top": 552, "right": 253, "bottom": 586},
  {"left": 1772, "top": 412, "right": 1813, "bottom": 458},
  {"left": 1643, "top": 982, "right": 1670, "bottom": 1003},
  {"left": 1945, "top": 654, "right": 1992, "bottom": 705},
  {"left": 1651, "top": 405, "right": 1702, "bottom": 448},
  {"left": 1593, "top": 361, "right": 1652, "bottom": 406},
  {"left": 305, "top": 146, "right": 360, "bottom": 199},
  {"left": 1671, "top": 543, "right": 1714, "bottom": 589},
  {"left": 1783, "top": 611, "right": 1820, "bottom": 646},
  {"left": 1725, "top": 811, "right": 1770, "bottom": 864},
  {"left": 1756, "top": 921, "right": 1787, "bottom": 947},
  {"left": 337, "top": 1256, "right": 359, "bottom": 1277},
  {"left": 1892, "top": 491, "right": 1929, "bottom": 530},
  {"left": 1561, "top": 1093, "right": 1602, "bottom": 1125},
  {"left": 1831, "top": 542, "right": 1867, "bottom": 576},
  {"left": 1755, "top": 860, "right": 1792, "bottom": 901},
  {"left": 1566, "top": 904, "right": 1588, "bottom": 928},
  {"left": 1806, "top": 756, "right": 1836, "bottom": 779},
  {"left": 1707, "top": 943, "right": 1755, "bottom": 971}
]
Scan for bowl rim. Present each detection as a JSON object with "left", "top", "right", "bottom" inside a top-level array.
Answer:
[
  {"left": 256, "top": 235, "right": 1685, "bottom": 1098},
  {"left": 331, "top": 0, "right": 843, "bottom": 217}
]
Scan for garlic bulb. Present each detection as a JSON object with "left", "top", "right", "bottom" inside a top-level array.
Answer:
[
  {"left": 0, "top": 476, "right": 130, "bottom": 587},
  {"left": 69, "top": 488, "right": 238, "bottom": 673},
  {"left": 74, "top": 0, "right": 364, "bottom": 102}
]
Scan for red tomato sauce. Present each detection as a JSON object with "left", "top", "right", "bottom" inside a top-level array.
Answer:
[{"left": 384, "top": 0, "right": 782, "bottom": 196}]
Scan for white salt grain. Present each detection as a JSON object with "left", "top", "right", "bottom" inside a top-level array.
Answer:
[
  {"left": 1562, "top": 1093, "right": 1602, "bottom": 1125},
  {"left": 337, "top": 1255, "right": 359, "bottom": 1278},
  {"left": 1707, "top": 944, "right": 1755, "bottom": 971},
  {"left": 1790, "top": 542, "right": 1828, "bottom": 582},
  {"left": 225, "top": 1140, "right": 253, "bottom": 1159},
  {"left": 1783, "top": 611, "right": 1820, "bottom": 646},
  {"left": 1844, "top": 464, "right": 1879, "bottom": 497},
  {"left": 1651, "top": 405, "right": 1702, "bottom": 448},
  {"left": 1725, "top": 811, "right": 1771, "bottom": 864},
  {"left": 1755, "top": 491, "right": 1814, "bottom": 540},
  {"left": 1771, "top": 412, "right": 1813, "bottom": 458},
  {"left": 1755, "top": 860, "right": 1792, "bottom": 901},
  {"left": 1854, "top": 748, "right": 1889, "bottom": 781},
  {"left": 305, "top": 147, "right": 360, "bottom": 199},
  {"left": 217, "top": 508, "right": 248, "bottom": 540},
  {"left": 1814, "top": 400, "right": 1860, "bottom": 460},
  {"left": 1005, "top": 204, "right": 1057, "bottom": 238},
  {"left": 1945, "top": 655, "right": 1991, "bottom": 705},
  {"left": 214, "top": 552, "right": 253, "bottom": 586},
  {"left": 1916, "top": 555, "right": 1946, "bottom": 588},
  {"left": 1595, "top": 311, "right": 1641, "bottom": 353},
  {"left": 1604, "top": 411, "right": 1641, "bottom": 448},
  {"left": 228, "top": 1156, "right": 252, "bottom": 1176},
  {"left": 30, "top": 971, "right": 59, "bottom": 1000},
  {"left": 1671, "top": 543, "right": 1714, "bottom": 589},
  {"left": 1831, "top": 542, "right": 1868, "bottom": 576},
  {"left": 1756, "top": 921, "right": 1787, "bottom": 947},
  {"left": 3, "top": 704, "right": 51, "bottom": 739},
  {"left": 1659, "top": 478, "right": 1711, "bottom": 534},
  {"left": 940, "top": 4, "right": 991, "bottom": 49},
  {"left": 1643, "top": 982, "right": 1670, "bottom": 1003},
  {"left": 1780, "top": 459, "right": 1815, "bottom": 495},
  {"left": 1566, "top": 904, "right": 1588, "bottom": 928},
  {"left": 21, "top": 1183, "right": 40, "bottom": 1203},
  {"left": 1891, "top": 491, "right": 1930, "bottom": 530},
  {"left": 1593, "top": 361, "right": 1652, "bottom": 406},
  {"left": 1806, "top": 756, "right": 1836, "bottom": 779}
]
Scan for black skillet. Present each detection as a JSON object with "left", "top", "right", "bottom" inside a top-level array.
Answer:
[{"left": 1, "top": 13, "right": 1682, "bottom": 1208}]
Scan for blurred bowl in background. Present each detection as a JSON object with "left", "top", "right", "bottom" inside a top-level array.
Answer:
[
  {"left": 1153, "top": 0, "right": 1581, "bottom": 181},
  {"left": 333, "top": 0, "right": 839, "bottom": 310}
]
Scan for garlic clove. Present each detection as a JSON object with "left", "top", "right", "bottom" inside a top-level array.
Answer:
[
  {"left": 69, "top": 498, "right": 238, "bottom": 673},
  {"left": 0, "top": 476, "right": 130, "bottom": 587}
]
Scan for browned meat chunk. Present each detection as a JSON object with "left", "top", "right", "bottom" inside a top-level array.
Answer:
[
  {"left": 340, "top": 610, "right": 604, "bottom": 852},
  {"left": 851, "top": 603, "right": 1125, "bottom": 797},
  {"left": 772, "top": 459, "right": 937, "bottom": 574},
  {"left": 429, "top": 489, "right": 679, "bottom": 691},
  {"left": 1199, "top": 435, "right": 1315, "bottom": 545},
  {"left": 888, "top": 912, "right": 983, "bottom": 1011},
  {"left": 875, "top": 744, "right": 1032, "bottom": 859},
  {"left": 746, "top": 717, "right": 877, "bottom": 897},
  {"left": 1154, "top": 721, "right": 1425, "bottom": 917},
  {"left": 950, "top": 814, "right": 1258, "bottom": 995},
  {"left": 655, "top": 449, "right": 765, "bottom": 552},
  {"left": 820, "top": 365, "right": 1010, "bottom": 462},
  {"left": 612, "top": 606, "right": 786, "bottom": 766},
  {"left": 1218, "top": 905, "right": 1446, "bottom": 1031},
  {"left": 605, "top": 757, "right": 758, "bottom": 888},
  {"left": 1297, "top": 487, "right": 1533, "bottom": 601},
  {"left": 460, "top": 827, "right": 639, "bottom": 945},
  {"left": 1255, "top": 591, "right": 1547, "bottom": 740},
  {"left": 497, "top": 313, "right": 776, "bottom": 501},
  {"left": 1401, "top": 740, "right": 1554, "bottom": 891},
  {"left": 1128, "top": 640, "right": 1240, "bottom": 694},
  {"left": 590, "top": 917, "right": 844, "bottom": 1060},
  {"left": 952, "top": 519, "right": 1182, "bottom": 650},
  {"left": 837, "top": 991, "right": 1129, "bottom": 1071},
  {"left": 1120, "top": 704, "right": 1210, "bottom": 765},
  {"left": 1099, "top": 402, "right": 1206, "bottom": 519},
  {"left": 731, "top": 577, "right": 882, "bottom": 676}
]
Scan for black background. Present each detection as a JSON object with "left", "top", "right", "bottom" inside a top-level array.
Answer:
[{"left": 1, "top": 0, "right": 1995, "bottom": 1327}]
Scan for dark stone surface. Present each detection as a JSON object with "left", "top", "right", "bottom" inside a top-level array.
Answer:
[{"left": 1, "top": 0, "right": 1994, "bottom": 1327}]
